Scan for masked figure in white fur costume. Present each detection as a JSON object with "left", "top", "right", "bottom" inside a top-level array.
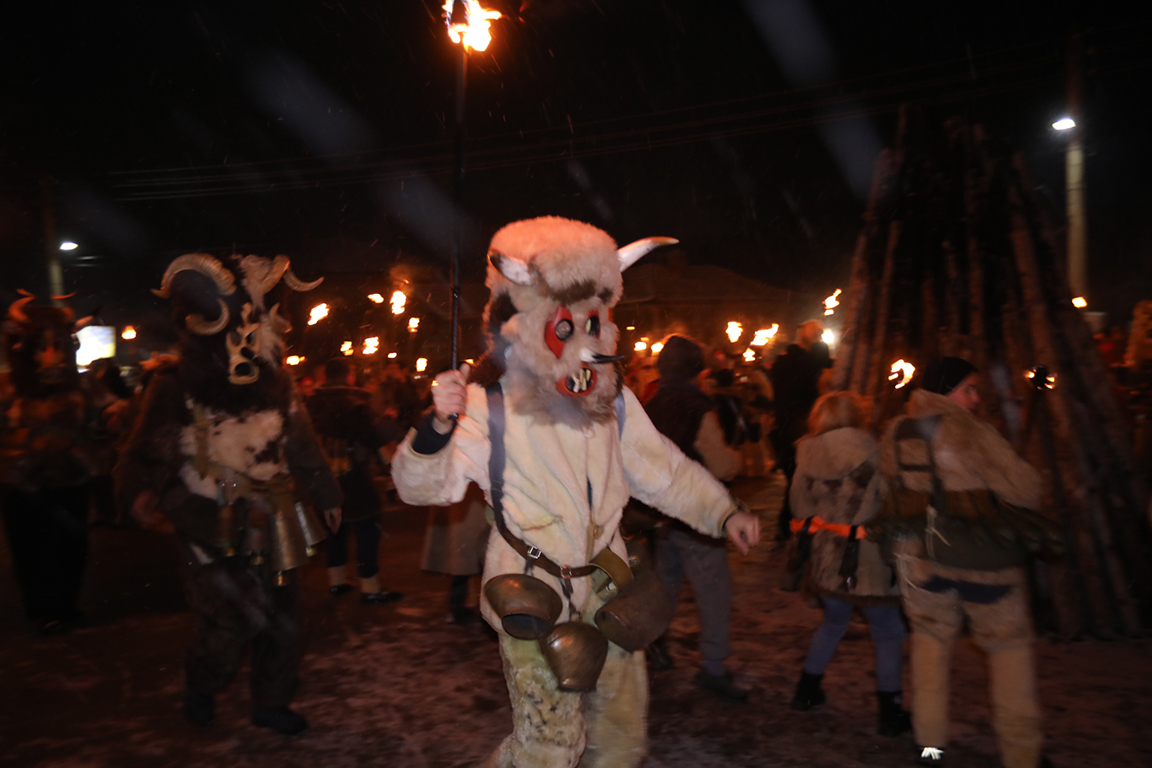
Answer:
[{"left": 391, "top": 216, "right": 761, "bottom": 768}]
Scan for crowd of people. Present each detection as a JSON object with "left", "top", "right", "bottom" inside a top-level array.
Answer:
[{"left": 1, "top": 227, "right": 1060, "bottom": 768}]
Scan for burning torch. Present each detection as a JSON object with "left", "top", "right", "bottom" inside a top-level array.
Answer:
[{"left": 444, "top": 0, "right": 502, "bottom": 369}]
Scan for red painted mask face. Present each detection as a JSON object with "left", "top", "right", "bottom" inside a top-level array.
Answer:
[{"left": 545, "top": 306, "right": 602, "bottom": 396}]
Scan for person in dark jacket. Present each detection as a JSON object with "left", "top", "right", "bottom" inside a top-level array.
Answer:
[
  {"left": 645, "top": 335, "right": 748, "bottom": 700},
  {"left": 769, "top": 320, "right": 832, "bottom": 541},
  {"left": 307, "top": 357, "right": 405, "bottom": 603}
]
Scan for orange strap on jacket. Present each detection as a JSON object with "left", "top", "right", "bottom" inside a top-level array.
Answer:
[{"left": 790, "top": 516, "right": 866, "bottom": 540}]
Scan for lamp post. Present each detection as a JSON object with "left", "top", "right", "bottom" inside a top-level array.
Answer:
[
  {"left": 1057, "top": 31, "right": 1087, "bottom": 304},
  {"left": 444, "top": 0, "right": 501, "bottom": 369}
]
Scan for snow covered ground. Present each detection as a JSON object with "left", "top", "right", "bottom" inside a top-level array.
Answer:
[{"left": 1, "top": 475, "right": 1147, "bottom": 767}]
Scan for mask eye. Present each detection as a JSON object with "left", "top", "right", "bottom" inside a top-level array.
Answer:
[
  {"left": 585, "top": 312, "right": 600, "bottom": 338},
  {"left": 545, "top": 306, "right": 575, "bottom": 358},
  {"left": 245, "top": 331, "right": 257, "bottom": 345}
]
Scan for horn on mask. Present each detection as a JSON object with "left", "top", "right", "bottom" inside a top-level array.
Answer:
[
  {"left": 282, "top": 266, "right": 323, "bottom": 292},
  {"left": 489, "top": 250, "right": 534, "bottom": 286},
  {"left": 152, "top": 253, "right": 237, "bottom": 299},
  {"left": 617, "top": 237, "right": 678, "bottom": 272},
  {"left": 185, "top": 299, "right": 231, "bottom": 335},
  {"left": 7, "top": 296, "right": 35, "bottom": 324},
  {"left": 259, "top": 254, "right": 292, "bottom": 295}
]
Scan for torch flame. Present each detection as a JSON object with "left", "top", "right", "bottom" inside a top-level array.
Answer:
[
  {"left": 408, "top": 317, "right": 420, "bottom": 332},
  {"left": 363, "top": 337, "right": 380, "bottom": 355},
  {"left": 340, "top": 340, "right": 353, "bottom": 356},
  {"left": 726, "top": 321, "right": 743, "bottom": 344},
  {"left": 743, "top": 348, "right": 756, "bottom": 362},
  {"left": 750, "top": 325, "right": 779, "bottom": 346},
  {"left": 390, "top": 291, "right": 407, "bottom": 316},
  {"left": 308, "top": 303, "right": 329, "bottom": 326},
  {"left": 889, "top": 359, "right": 915, "bottom": 389},
  {"left": 444, "top": 0, "right": 501, "bottom": 52},
  {"left": 286, "top": 355, "right": 304, "bottom": 366},
  {"left": 121, "top": 326, "right": 137, "bottom": 340},
  {"left": 368, "top": 293, "right": 384, "bottom": 304},
  {"left": 824, "top": 289, "right": 842, "bottom": 316},
  {"left": 1072, "top": 296, "right": 1087, "bottom": 309}
]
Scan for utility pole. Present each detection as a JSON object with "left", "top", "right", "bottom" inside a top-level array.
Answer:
[
  {"left": 41, "top": 176, "right": 65, "bottom": 301},
  {"left": 1065, "top": 31, "right": 1087, "bottom": 302}
]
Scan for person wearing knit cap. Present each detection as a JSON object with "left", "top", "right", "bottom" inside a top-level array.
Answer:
[
  {"left": 877, "top": 356, "right": 1054, "bottom": 768},
  {"left": 645, "top": 335, "right": 750, "bottom": 700}
]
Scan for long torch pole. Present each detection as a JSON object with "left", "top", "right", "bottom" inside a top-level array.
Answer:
[{"left": 451, "top": 44, "right": 467, "bottom": 370}]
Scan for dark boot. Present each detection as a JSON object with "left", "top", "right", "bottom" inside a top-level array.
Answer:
[
  {"left": 877, "top": 690, "right": 912, "bottom": 737},
  {"left": 789, "top": 671, "right": 825, "bottom": 711},
  {"left": 183, "top": 686, "right": 215, "bottom": 727},
  {"left": 252, "top": 706, "right": 309, "bottom": 735}
]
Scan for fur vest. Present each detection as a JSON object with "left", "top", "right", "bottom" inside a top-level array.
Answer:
[
  {"left": 878, "top": 389, "right": 1051, "bottom": 571},
  {"left": 790, "top": 427, "right": 898, "bottom": 603},
  {"left": 114, "top": 367, "right": 341, "bottom": 549}
]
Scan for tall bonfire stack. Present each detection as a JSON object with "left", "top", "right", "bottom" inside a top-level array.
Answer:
[{"left": 832, "top": 109, "right": 1151, "bottom": 638}]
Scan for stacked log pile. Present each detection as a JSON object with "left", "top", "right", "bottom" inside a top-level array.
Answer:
[{"left": 833, "top": 109, "right": 1151, "bottom": 637}]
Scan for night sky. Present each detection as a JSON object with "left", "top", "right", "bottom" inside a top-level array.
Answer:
[{"left": 2, "top": 1, "right": 1149, "bottom": 335}]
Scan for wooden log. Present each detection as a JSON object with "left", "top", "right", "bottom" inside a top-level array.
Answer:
[{"left": 1009, "top": 189, "right": 1140, "bottom": 636}]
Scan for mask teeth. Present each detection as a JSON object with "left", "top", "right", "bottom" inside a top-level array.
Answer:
[{"left": 567, "top": 368, "right": 594, "bottom": 393}]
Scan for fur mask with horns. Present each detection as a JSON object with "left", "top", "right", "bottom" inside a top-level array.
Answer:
[
  {"left": 473, "top": 216, "right": 675, "bottom": 428},
  {"left": 154, "top": 253, "right": 322, "bottom": 413},
  {"left": 4, "top": 291, "right": 94, "bottom": 398}
]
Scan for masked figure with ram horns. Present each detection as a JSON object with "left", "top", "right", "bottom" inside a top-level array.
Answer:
[
  {"left": 1, "top": 292, "right": 103, "bottom": 636},
  {"left": 391, "top": 217, "right": 762, "bottom": 767},
  {"left": 114, "top": 254, "right": 342, "bottom": 736}
]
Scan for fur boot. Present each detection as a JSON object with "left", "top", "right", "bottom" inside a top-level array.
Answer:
[{"left": 790, "top": 671, "right": 826, "bottom": 711}]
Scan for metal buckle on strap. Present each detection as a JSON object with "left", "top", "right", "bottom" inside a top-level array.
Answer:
[
  {"left": 559, "top": 565, "right": 576, "bottom": 579},
  {"left": 526, "top": 545, "right": 542, "bottom": 560}
]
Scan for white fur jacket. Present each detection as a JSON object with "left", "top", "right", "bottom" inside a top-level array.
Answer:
[
  {"left": 790, "top": 427, "right": 898, "bottom": 603},
  {"left": 391, "top": 384, "right": 736, "bottom": 628}
]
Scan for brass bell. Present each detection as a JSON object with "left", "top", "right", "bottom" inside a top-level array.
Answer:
[
  {"left": 538, "top": 621, "right": 608, "bottom": 692},
  {"left": 268, "top": 507, "right": 310, "bottom": 573},
  {"left": 594, "top": 569, "right": 674, "bottom": 652},
  {"left": 483, "top": 574, "right": 563, "bottom": 640},
  {"left": 293, "top": 502, "right": 328, "bottom": 549}
]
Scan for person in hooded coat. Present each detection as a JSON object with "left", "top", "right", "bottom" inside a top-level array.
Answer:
[
  {"left": 786, "top": 392, "right": 910, "bottom": 736},
  {"left": 644, "top": 335, "right": 749, "bottom": 700}
]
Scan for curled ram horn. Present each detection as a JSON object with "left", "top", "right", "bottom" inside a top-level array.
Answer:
[
  {"left": 186, "top": 298, "right": 231, "bottom": 335},
  {"left": 282, "top": 267, "right": 323, "bottom": 292},
  {"left": 262, "top": 255, "right": 292, "bottom": 295},
  {"left": 73, "top": 315, "right": 95, "bottom": 331},
  {"left": 488, "top": 249, "right": 534, "bottom": 286},
  {"left": 269, "top": 302, "right": 292, "bottom": 334},
  {"left": 152, "top": 253, "right": 237, "bottom": 299},
  {"left": 617, "top": 237, "right": 678, "bottom": 272},
  {"left": 8, "top": 296, "right": 35, "bottom": 324}
]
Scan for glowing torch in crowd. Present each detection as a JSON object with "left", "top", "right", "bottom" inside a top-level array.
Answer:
[
  {"left": 726, "top": 321, "right": 743, "bottom": 344},
  {"left": 750, "top": 325, "right": 778, "bottom": 347},
  {"left": 889, "top": 359, "right": 915, "bottom": 389},
  {"left": 824, "top": 289, "right": 842, "bottom": 316},
  {"left": 443, "top": 0, "right": 502, "bottom": 369},
  {"left": 308, "top": 303, "right": 329, "bottom": 326}
]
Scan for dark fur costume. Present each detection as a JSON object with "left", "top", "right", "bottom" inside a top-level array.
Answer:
[
  {"left": 1, "top": 296, "right": 99, "bottom": 627},
  {"left": 113, "top": 253, "right": 340, "bottom": 711}
]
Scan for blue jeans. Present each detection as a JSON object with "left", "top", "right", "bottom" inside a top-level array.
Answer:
[{"left": 802, "top": 597, "right": 906, "bottom": 692}]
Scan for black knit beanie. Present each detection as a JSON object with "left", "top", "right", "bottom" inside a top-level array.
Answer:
[
  {"left": 919, "top": 356, "right": 978, "bottom": 395},
  {"left": 656, "top": 335, "right": 705, "bottom": 382}
]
